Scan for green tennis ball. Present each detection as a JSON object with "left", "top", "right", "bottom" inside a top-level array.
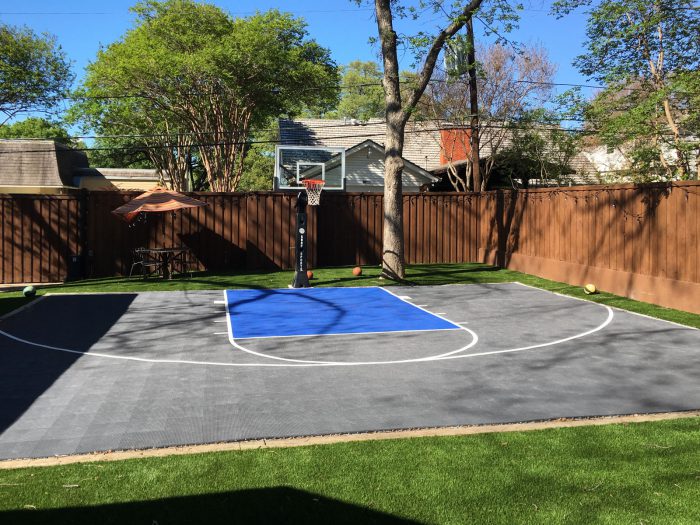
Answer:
[{"left": 22, "top": 285, "right": 36, "bottom": 297}]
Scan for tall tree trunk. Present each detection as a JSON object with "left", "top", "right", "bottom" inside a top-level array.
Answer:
[
  {"left": 383, "top": 118, "right": 407, "bottom": 279},
  {"left": 376, "top": 0, "right": 407, "bottom": 280},
  {"left": 466, "top": 17, "right": 481, "bottom": 192},
  {"left": 374, "top": 0, "right": 484, "bottom": 280}
]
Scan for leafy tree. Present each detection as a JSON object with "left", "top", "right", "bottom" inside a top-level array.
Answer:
[
  {"left": 492, "top": 110, "right": 582, "bottom": 188},
  {"left": 553, "top": 0, "right": 700, "bottom": 180},
  {"left": 327, "top": 61, "right": 385, "bottom": 120},
  {"left": 239, "top": 122, "right": 277, "bottom": 191},
  {"left": 72, "top": 0, "right": 339, "bottom": 191},
  {"left": 421, "top": 43, "right": 556, "bottom": 191},
  {"left": 70, "top": 90, "right": 195, "bottom": 189},
  {"left": 87, "top": 137, "right": 154, "bottom": 169},
  {"left": 0, "top": 24, "right": 73, "bottom": 126},
  {"left": 362, "top": 0, "right": 518, "bottom": 280},
  {"left": 0, "top": 117, "right": 73, "bottom": 144}
]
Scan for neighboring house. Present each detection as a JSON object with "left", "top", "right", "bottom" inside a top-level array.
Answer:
[
  {"left": 280, "top": 119, "right": 600, "bottom": 191},
  {"left": 0, "top": 139, "right": 86, "bottom": 194},
  {"left": 571, "top": 140, "right": 699, "bottom": 182},
  {"left": 430, "top": 127, "right": 594, "bottom": 189},
  {"left": 342, "top": 140, "right": 437, "bottom": 192},
  {"left": 0, "top": 139, "right": 160, "bottom": 193},
  {"left": 278, "top": 118, "right": 440, "bottom": 192},
  {"left": 73, "top": 168, "right": 160, "bottom": 191}
]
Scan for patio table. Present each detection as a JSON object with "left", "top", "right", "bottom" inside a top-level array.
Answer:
[{"left": 135, "top": 247, "right": 190, "bottom": 279}]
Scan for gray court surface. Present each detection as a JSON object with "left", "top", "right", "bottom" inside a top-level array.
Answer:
[{"left": 0, "top": 282, "right": 698, "bottom": 460}]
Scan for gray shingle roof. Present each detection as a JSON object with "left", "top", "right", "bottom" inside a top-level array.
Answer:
[
  {"left": 279, "top": 118, "right": 444, "bottom": 171},
  {"left": 74, "top": 167, "right": 159, "bottom": 180},
  {"left": 0, "top": 140, "right": 87, "bottom": 187}
]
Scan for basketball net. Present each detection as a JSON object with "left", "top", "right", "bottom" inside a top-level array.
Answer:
[{"left": 302, "top": 179, "right": 325, "bottom": 206}]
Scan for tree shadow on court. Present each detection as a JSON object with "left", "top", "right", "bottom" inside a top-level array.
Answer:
[
  {"left": 0, "top": 294, "right": 136, "bottom": 437},
  {"left": 0, "top": 486, "right": 422, "bottom": 525},
  {"left": 400, "top": 264, "right": 502, "bottom": 286},
  {"left": 226, "top": 288, "right": 351, "bottom": 338}
]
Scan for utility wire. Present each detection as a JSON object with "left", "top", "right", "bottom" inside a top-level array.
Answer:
[
  {"left": 4, "top": 117, "right": 697, "bottom": 152},
  {"left": 54, "top": 76, "right": 700, "bottom": 102},
  {"left": 0, "top": 124, "right": 649, "bottom": 156},
  {"left": 3, "top": 113, "right": 593, "bottom": 141},
  {"left": 2, "top": 5, "right": 698, "bottom": 16}
]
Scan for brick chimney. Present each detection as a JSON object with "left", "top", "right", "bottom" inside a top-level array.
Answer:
[{"left": 439, "top": 128, "right": 471, "bottom": 164}]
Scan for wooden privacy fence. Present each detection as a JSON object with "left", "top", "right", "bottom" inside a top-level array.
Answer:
[
  {"left": 0, "top": 191, "right": 480, "bottom": 283},
  {"left": 1, "top": 183, "right": 698, "bottom": 313},
  {"left": 0, "top": 195, "right": 84, "bottom": 285},
  {"left": 479, "top": 181, "right": 700, "bottom": 314}
]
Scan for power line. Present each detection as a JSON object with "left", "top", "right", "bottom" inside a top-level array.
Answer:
[
  {"left": 0, "top": 12, "right": 114, "bottom": 15},
  {"left": 3, "top": 5, "right": 698, "bottom": 16},
  {"left": 0, "top": 125, "right": 620, "bottom": 157},
  {"left": 0, "top": 113, "right": 588, "bottom": 141},
  {"left": 5, "top": 113, "right": 697, "bottom": 148},
  {"left": 49, "top": 76, "right": 700, "bottom": 103},
  {"left": 0, "top": 7, "right": 376, "bottom": 16}
]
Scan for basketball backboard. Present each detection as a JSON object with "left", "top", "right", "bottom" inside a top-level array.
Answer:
[{"left": 274, "top": 146, "right": 345, "bottom": 191}]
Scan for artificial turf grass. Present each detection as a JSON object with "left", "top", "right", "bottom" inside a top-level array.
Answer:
[
  {"left": 1, "top": 417, "right": 699, "bottom": 524},
  {"left": 2, "top": 263, "right": 699, "bottom": 329}
]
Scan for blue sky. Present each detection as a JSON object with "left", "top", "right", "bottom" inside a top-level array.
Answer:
[{"left": 1, "top": 0, "right": 594, "bottom": 113}]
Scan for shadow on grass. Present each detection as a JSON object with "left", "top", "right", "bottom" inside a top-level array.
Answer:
[
  {"left": 2, "top": 486, "right": 422, "bottom": 525},
  {"left": 400, "top": 264, "right": 503, "bottom": 286},
  {"left": 319, "top": 264, "right": 504, "bottom": 287},
  {"left": 0, "top": 296, "right": 34, "bottom": 318}
]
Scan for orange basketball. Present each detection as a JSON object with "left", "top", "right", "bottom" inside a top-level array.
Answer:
[
  {"left": 352, "top": 266, "right": 362, "bottom": 276},
  {"left": 307, "top": 270, "right": 314, "bottom": 279}
]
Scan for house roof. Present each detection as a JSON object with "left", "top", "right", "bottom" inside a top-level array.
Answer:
[
  {"left": 74, "top": 167, "right": 159, "bottom": 181},
  {"left": 281, "top": 139, "right": 438, "bottom": 188},
  {"left": 0, "top": 139, "right": 88, "bottom": 188},
  {"left": 279, "top": 118, "right": 444, "bottom": 171},
  {"left": 346, "top": 139, "right": 438, "bottom": 181}
]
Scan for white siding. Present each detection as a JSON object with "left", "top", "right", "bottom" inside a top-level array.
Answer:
[
  {"left": 344, "top": 146, "right": 430, "bottom": 193},
  {"left": 279, "top": 119, "right": 444, "bottom": 171}
]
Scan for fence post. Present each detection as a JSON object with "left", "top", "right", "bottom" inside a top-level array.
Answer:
[{"left": 78, "top": 189, "right": 90, "bottom": 280}]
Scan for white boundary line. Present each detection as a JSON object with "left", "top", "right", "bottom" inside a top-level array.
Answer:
[
  {"left": 617, "top": 308, "right": 700, "bottom": 331},
  {"left": 376, "top": 287, "right": 478, "bottom": 360},
  {"left": 224, "top": 286, "right": 463, "bottom": 341},
  {"left": 234, "top": 327, "right": 461, "bottom": 341},
  {"left": 0, "top": 295, "right": 47, "bottom": 321},
  {"left": 42, "top": 282, "right": 697, "bottom": 332},
  {"left": 439, "top": 306, "right": 614, "bottom": 361},
  {"left": 0, "top": 329, "right": 303, "bottom": 367},
  {"left": 379, "top": 287, "right": 463, "bottom": 330},
  {"left": 0, "top": 284, "right": 617, "bottom": 368},
  {"left": 223, "top": 288, "right": 478, "bottom": 365},
  {"left": 513, "top": 281, "right": 699, "bottom": 331}
]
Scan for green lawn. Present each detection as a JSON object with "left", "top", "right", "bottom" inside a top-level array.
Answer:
[
  {"left": 2, "top": 263, "right": 700, "bottom": 328},
  {"left": 1, "top": 418, "right": 699, "bottom": 524}
]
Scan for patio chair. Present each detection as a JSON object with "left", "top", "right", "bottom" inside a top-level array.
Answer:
[{"left": 129, "top": 248, "right": 162, "bottom": 278}]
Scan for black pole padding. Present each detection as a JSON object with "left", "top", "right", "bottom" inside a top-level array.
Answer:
[
  {"left": 291, "top": 191, "right": 310, "bottom": 288},
  {"left": 295, "top": 190, "right": 308, "bottom": 211}
]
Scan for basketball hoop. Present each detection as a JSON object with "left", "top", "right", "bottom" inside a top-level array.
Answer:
[{"left": 302, "top": 179, "right": 325, "bottom": 206}]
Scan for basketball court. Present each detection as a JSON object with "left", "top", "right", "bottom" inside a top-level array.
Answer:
[{"left": 1, "top": 282, "right": 699, "bottom": 460}]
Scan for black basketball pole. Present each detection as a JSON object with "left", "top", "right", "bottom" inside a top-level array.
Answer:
[{"left": 291, "top": 191, "right": 310, "bottom": 288}]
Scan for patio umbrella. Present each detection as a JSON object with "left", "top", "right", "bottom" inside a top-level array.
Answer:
[{"left": 111, "top": 187, "right": 208, "bottom": 223}]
